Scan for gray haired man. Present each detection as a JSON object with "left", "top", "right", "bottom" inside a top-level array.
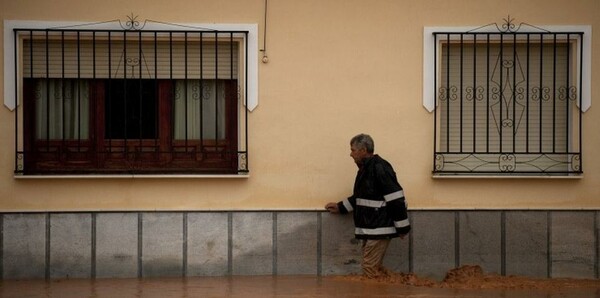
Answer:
[{"left": 325, "top": 133, "right": 410, "bottom": 278}]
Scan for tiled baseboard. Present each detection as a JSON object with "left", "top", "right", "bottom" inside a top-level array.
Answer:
[{"left": 1, "top": 210, "right": 597, "bottom": 280}]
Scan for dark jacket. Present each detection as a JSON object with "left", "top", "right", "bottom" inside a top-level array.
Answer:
[{"left": 337, "top": 155, "right": 410, "bottom": 239}]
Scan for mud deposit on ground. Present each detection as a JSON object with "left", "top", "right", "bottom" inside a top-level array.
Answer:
[{"left": 335, "top": 265, "right": 600, "bottom": 289}]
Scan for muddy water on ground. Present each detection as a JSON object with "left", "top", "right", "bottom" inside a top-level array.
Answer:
[{"left": 2, "top": 273, "right": 600, "bottom": 298}]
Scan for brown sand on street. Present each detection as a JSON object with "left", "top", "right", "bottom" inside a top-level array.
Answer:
[
  {"left": 335, "top": 265, "right": 600, "bottom": 290},
  {"left": 2, "top": 265, "right": 600, "bottom": 298}
]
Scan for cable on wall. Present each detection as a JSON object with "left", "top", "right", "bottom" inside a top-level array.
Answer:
[{"left": 260, "top": 0, "right": 269, "bottom": 63}]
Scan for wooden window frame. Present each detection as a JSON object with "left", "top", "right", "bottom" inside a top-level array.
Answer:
[{"left": 22, "top": 78, "right": 239, "bottom": 175}]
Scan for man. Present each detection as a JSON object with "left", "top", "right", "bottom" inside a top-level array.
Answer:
[{"left": 325, "top": 133, "right": 410, "bottom": 278}]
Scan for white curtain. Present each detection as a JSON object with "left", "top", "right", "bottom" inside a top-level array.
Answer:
[
  {"left": 174, "top": 80, "right": 226, "bottom": 140},
  {"left": 35, "top": 79, "right": 89, "bottom": 140}
]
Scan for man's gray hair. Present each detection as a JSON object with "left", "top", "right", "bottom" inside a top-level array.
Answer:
[{"left": 350, "top": 134, "right": 374, "bottom": 153}]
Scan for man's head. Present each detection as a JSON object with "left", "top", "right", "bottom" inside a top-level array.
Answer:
[{"left": 350, "top": 134, "right": 374, "bottom": 165}]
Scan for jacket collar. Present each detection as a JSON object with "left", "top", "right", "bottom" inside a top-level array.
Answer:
[
  {"left": 359, "top": 154, "right": 377, "bottom": 168},
  {"left": 356, "top": 154, "right": 378, "bottom": 183}
]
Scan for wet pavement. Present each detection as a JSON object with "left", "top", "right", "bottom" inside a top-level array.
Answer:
[{"left": 1, "top": 275, "right": 600, "bottom": 298}]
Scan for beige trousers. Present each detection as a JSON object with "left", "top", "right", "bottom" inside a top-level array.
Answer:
[{"left": 361, "top": 238, "right": 391, "bottom": 278}]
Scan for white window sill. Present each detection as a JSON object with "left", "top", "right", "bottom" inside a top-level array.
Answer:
[
  {"left": 432, "top": 174, "right": 582, "bottom": 179},
  {"left": 14, "top": 174, "right": 250, "bottom": 179}
]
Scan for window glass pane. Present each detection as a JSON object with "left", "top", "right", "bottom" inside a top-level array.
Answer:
[
  {"left": 173, "top": 80, "right": 226, "bottom": 140},
  {"left": 105, "top": 79, "right": 157, "bottom": 139},
  {"left": 34, "top": 79, "right": 89, "bottom": 140}
]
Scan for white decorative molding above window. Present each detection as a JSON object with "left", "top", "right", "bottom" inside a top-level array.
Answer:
[
  {"left": 3, "top": 19, "right": 259, "bottom": 111},
  {"left": 423, "top": 24, "right": 591, "bottom": 113}
]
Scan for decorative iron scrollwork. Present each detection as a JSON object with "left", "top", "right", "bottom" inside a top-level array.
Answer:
[
  {"left": 501, "top": 119, "right": 513, "bottom": 128},
  {"left": 438, "top": 86, "right": 458, "bottom": 102},
  {"left": 515, "top": 87, "right": 525, "bottom": 102},
  {"left": 238, "top": 152, "right": 248, "bottom": 171},
  {"left": 491, "top": 87, "right": 501, "bottom": 102},
  {"left": 126, "top": 57, "right": 140, "bottom": 67},
  {"left": 502, "top": 59, "right": 514, "bottom": 69},
  {"left": 558, "top": 86, "right": 578, "bottom": 101},
  {"left": 499, "top": 15, "right": 518, "bottom": 33},
  {"left": 120, "top": 13, "right": 146, "bottom": 31},
  {"left": 571, "top": 155, "right": 581, "bottom": 172},
  {"left": 499, "top": 154, "right": 516, "bottom": 172},
  {"left": 468, "top": 15, "right": 551, "bottom": 34},
  {"left": 16, "top": 153, "right": 24, "bottom": 172},
  {"left": 465, "top": 86, "right": 485, "bottom": 101},
  {"left": 434, "top": 154, "right": 444, "bottom": 171},
  {"left": 531, "top": 86, "right": 551, "bottom": 102}
]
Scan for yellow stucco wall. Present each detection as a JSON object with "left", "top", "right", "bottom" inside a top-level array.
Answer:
[{"left": 0, "top": 0, "right": 598, "bottom": 211}]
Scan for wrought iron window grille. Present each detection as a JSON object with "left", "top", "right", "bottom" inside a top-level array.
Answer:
[
  {"left": 13, "top": 15, "right": 250, "bottom": 175},
  {"left": 432, "top": 17, "right": 584, "bottom": 176}
]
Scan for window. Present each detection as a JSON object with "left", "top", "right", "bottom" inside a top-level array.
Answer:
[
  {"left": 424, "top": 23, "right": 590, "bottom": 176},
  {"left": 11, "top": 22, "right": 255, "bottom": 176}
]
